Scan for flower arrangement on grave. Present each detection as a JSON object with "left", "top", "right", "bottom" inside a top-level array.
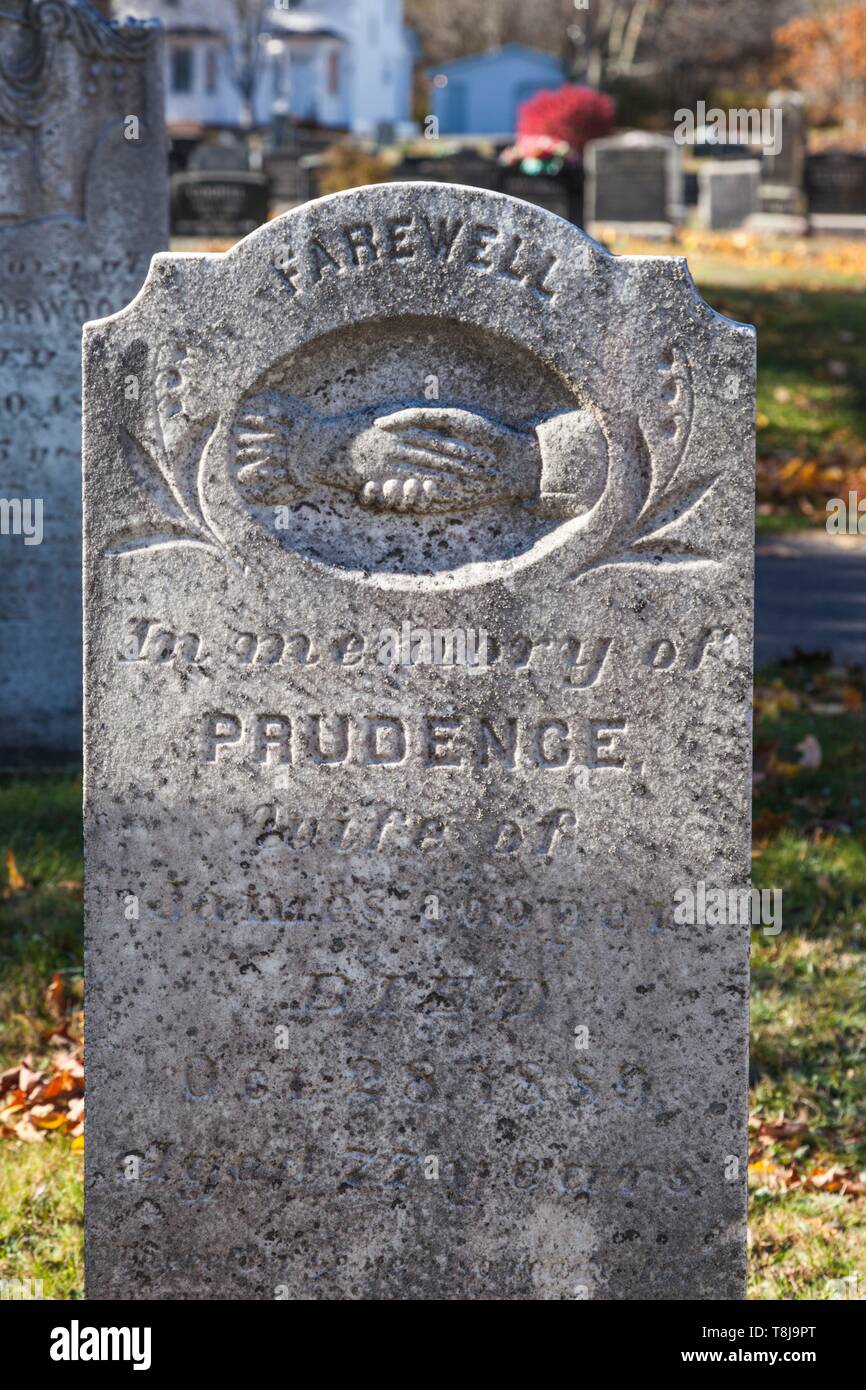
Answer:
[{"left": 499, "top": 134, "right": 576, "bottom": 176}]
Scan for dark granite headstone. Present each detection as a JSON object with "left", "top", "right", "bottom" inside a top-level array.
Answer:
[
  {"left": 805, "top": 153, "right": 866, "bottom": 215},
  {"left": 391, "top": 150, "right": 503, "bottom": 191},
  {"left": 171, "top": 170, "right": 270, "bottom": 237},
  {"left": 499, "top": 170, "right": 584, "bottom": 225},
  {"left": 586, "top": 133, "right": 681, "bottom": 228}
]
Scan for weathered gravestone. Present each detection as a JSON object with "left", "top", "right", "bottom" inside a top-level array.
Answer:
[
  {"left": 84, "top": 182, "right": 754, "bottom": 1300},
  {"left": 585, "top": 132, "right": 682, "bottom": 232},
  {"left": 0, "top": 0, "right": 166, "bottom": 761},
  {"left": 698, "top": 160, "right": 761, "bottom": 230}
]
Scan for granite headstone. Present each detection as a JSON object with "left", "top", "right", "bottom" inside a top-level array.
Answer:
[
  {"left": 170, "top": 170, "right": 270, "bottom": 239},
  {"left": 759, "top": 90, "right": 806, "bottom": 217},
  {"left": 499, "top": 169, "right": 584, "bottom": 225},
  {"left": 699, "top": 160, "right": 761, "bottom": 230},
  {"left": 585, "top": 132, "right": 682, "bottom": 231},
  {"left": 805, "top": 152, "right": 866, "bottom": 216}
]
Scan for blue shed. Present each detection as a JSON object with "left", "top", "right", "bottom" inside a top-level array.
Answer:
[{"left": 427, "top": 45, "right": 566, "bottom": 137}]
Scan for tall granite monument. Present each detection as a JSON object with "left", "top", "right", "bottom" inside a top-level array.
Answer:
[
  {"left": 84, "top": 183, "right": 755, "bottom": 1300},
  {"left": 759, "top": 90, "right": 807, "bottom": 218},
  {"left": 0, "top": 0, "right": 166, "bottom": 761}
]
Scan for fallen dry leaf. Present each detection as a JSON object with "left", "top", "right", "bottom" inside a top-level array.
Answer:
[
  {"left": 0, "top": 1066, "right": 20, "bottom": 1098},
  {"left": 18, "top": 1062, "right": 43, "bottom": 1096},
  {"left": 759, "top": 1119, "right": 810, "bottom": 1141},
  {"left": 4, "top": 848, "right": 27, "bottom": 895},
  {"left": 752, "top": 808, "right": 790, "bottom": 842},
  {"left": 45, "top": 972, "right": 67, "bottom": 1021},
  {"left": 0, "top": 1001, "right": 84, "bottom": 1148}
]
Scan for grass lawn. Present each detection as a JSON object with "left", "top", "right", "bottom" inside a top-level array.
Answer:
[
  {"left": 749, "top": 657, "right": 866, "bottom": 1299},
  {"left": 0, "top": 773, "right": 83, "bottom": 1299}
]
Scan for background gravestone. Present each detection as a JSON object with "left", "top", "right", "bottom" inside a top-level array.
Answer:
[
  {"left": 585, "top": 132, "right": 682, "bottom": 232},
  {"left": 84, "top": 182, "right": 754, "bottom": 1300},
  {"left": 390, "top": 148, "right": 503, "bottom": 190},
  {"left": 170, "top": 170, "right": 271, "bottom": 239},
  {"left": 699, "top": 160, "right": 761, "bottom": 230},
  {"left": 499, "top": 168, "right": 584, "bottom": 226},
  {"left": 0, "top": 0, "right": 166, "bottom": 762},
  {"left": 805, "top": 152, "right": 866, "bottom": 216},
  {"left": 187, "top": 135, "right": 251, "bottom": 174},
  {"left": 759, "top": 89, "right": 806, "bottom": 217}
]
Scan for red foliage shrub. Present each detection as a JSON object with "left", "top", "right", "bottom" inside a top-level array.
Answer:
[{"left": 517, "top": 84, "right": 615, "bottom": 153}]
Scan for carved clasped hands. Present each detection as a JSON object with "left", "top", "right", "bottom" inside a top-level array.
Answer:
[{"left": 233, "top": 392, "right": 608, "bottom": 518}]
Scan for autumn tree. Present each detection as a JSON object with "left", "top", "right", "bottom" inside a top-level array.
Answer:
[
  {"left": 574, "top": 0, "right": 672, "bottom": 87},
  {"left": 775, "top": 3, "right": 866, "bottom": 128},
  {"left": 405, "top": 0, "right": 576, "bottom": 66},
  {"left": 407, "top": 0, "right": 810, "bottom": 95}
]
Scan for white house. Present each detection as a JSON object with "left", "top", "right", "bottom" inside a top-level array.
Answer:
[{"left": 115, "top": 0, "right": 414, "bottom": 135}]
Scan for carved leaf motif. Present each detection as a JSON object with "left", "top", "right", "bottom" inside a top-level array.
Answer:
[
  {"left": 629, "top": 474, "right": 719, "bottom": 549},
  {"left": 639, "top": 345, "right": 695, "bottom": 512},
  {"left": 574, "top": 350, "right": 719, "bottom": 581},
  {"left": 121, "top": 429, "right": 189, "bottom": 532},
  {"left": 143, "top": 342, "right": 222, "bottom": 541},
  {"left": 155, "top": 342, "right": 212, "bottom": 451},
  {"left": 106, "top": 534, "right": 219, "bottom": 558},
  {"left": 591, "top": 551, "right": 716, "bottom": 573},
  {"left": 108, "top": 410, "right": 223, "bottom": 558}
]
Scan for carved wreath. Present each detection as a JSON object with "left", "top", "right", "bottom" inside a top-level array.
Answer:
[{"left": 110, "top": 338, "right": 718, "bottom": 579}]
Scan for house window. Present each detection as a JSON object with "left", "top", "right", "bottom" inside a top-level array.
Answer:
[
  {"left": 327, "top": 49, "right": 340, "bottom": 96},
  {"left": 205, "top": 47, "right": 218, "bottom": 94},
  {"left": 171, "top": 47, "right": 194, "bottom": 94}
]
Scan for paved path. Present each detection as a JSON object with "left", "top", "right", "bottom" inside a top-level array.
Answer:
[{"left": 756, "top": 531, "right": 866, "bottom": 668}]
